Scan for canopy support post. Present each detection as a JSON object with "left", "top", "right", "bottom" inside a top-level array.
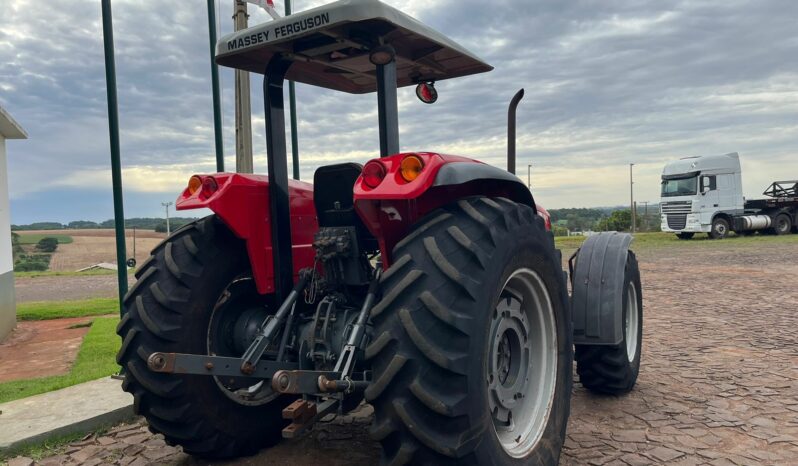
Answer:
[
  {"left": 263, "top": 55, "right": 294, "bottom": 303},
  {"left": 375, "top": 49, "right": 399, "bottom": 157}
]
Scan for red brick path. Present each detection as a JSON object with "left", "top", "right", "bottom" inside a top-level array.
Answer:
[{"left": 0, "top": 316, "right": 96, "bottom": 383}]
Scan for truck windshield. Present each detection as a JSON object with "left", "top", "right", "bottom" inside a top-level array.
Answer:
[{"left": 661, "top": 176, "right": 697, "bottom": 197}]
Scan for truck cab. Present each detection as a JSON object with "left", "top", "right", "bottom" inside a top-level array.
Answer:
[{"left": 660, "top": 152, "right": 744, "bottom": 236}]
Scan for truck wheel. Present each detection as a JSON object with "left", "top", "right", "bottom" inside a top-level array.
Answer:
[
  {"left": 574, "top": 252, "right": 642, "bottom": 395},
  {"left": 709, "top": 217, "right": 729, "bottom": 239},
  {"left": 676, "top": 232, "right": 694, "bottom": 240},
  {"left": 774, "top": 214, "right": 792, "bottom": 235},
  {"left": 366, "top": 197, "right": 572, "bottom": 466},
  {"left": 117, "top": 216, "right": 289, "bottom": 458}
]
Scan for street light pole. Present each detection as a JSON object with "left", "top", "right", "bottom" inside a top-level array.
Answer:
[
  {"left": 162, "top": 202, "right": 174, "bottom": 235},
  {"left": 630, "top": 163, "right": 636, "bottom": 233},
  {"left": 527, "top": 164, "right": 532, "bottom": 189}
]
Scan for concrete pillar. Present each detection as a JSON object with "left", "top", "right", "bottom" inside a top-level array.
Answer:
[{"left": 0, "top": 106, "right": 28, "bottom": 342}]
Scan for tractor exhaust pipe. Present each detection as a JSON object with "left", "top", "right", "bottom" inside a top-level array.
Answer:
[{"left": 507, "top": 89, "right": 524, "bottom": 175}]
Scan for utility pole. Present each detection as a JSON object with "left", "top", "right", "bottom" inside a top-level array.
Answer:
[
  {"left": 527, "top": 164, "right": 532, "bottom": 189},
  {"left": 162, "top": 202, "right": 174, "bottom": 235},
  {"left": 630, "top": 163, "right": 636, "bottom": 233},
  {"left": 285, "top": 0, "right": 300, "bottom": 180},
  {"left": 234, "top": 0, "right": 253, "bottom": 173}
]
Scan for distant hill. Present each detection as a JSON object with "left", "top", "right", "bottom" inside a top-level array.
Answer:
[{"left": 12, "top": 217, "right": 200, "bottom": 231}]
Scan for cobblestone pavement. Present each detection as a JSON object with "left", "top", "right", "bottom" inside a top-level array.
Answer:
[{"left": 10, "top": 239, "right": 798, "bottom": 465}]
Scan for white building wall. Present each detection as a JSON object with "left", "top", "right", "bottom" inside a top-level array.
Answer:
[{"left": 0, "top": 135, "right": 15, "bottom": 341}]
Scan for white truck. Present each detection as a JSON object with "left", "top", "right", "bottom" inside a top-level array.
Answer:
[{"left": 660, "top": 152, "right": 798, "bottom": 239}]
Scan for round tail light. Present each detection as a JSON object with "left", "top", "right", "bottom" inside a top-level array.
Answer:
[
  {"left": 362, "top": 161, "right": 387, "bottom": 188},
  {"left": 201, "top": 176, "right": 218, "bottom": 197}
]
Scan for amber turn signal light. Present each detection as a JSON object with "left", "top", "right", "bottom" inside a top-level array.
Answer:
[
  {"left": 400, "top": 155, "right": 424, "bottom": 182},
  {"left": 188, "top": 176, "right": 202, "bottom": 195}
]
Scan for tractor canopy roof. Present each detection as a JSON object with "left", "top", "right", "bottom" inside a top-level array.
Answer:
[{"left": 215, "top": 0, "right": 492, "bottom": 94}]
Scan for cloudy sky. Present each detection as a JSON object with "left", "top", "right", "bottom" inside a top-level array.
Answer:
[{"left": 2, "top": 0, "right": 797, "bottom": 224}]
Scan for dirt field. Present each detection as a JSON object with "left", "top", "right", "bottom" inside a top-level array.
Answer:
[
  {"left": 18, "top": 229, "right": 165, "bottom": 273},
  {"left": 12, "top": 235, "right": 798, "bottom": 465}
]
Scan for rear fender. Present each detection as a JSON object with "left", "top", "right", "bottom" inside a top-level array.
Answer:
[
  {"left": 569, "top": 232, "right": 633, "bottom": 345},
  {"left": 175, "top": 173, "right": 318, "bottom": 294},
  {"left": 353, "top": 153, "right": 534, "bottom": 266}
]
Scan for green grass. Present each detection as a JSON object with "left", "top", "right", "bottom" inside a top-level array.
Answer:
[
  {"left": 555, "top": 231, "right": 798, "bottom": 256},
  {"left": 15, "top": 234, "right": 73, "bottom": 245},
  {"left": 13, "top": 268, "right": 128, "bottom": 278},
  {"left": 0, "top": 317, "right": 121, "bottom": 404},
  {"left": 16, "top": 298, "right": 119, "bottom": 321}
]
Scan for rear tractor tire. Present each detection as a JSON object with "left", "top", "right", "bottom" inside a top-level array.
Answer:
[
  {"left": 676, "top": 232, "right": 694, "bottom": 240},
  {"left": 116, "top": 216, "right": 289, "bottom": 458},
  {"left": 575, "top": 252, "right": 643, "bottom": 395},
  {"left": 366, "top": 197, "right": 573, "bottom": 465}
]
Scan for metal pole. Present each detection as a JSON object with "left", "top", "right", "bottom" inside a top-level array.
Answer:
[
  {"left": 630, "top": 163, "right": 636, "bottom": 233},
  {"left": 527, "top": 164, "right": 532, "bottom": 189},
  {"left": 133, "top": 227, "right": 136, "bottom": 259},
  {"left": 234, "top": 0, "right": 253, "bottom": 173},
  {"left": 285, "top": 0, "right": 300, "bottom": 180},
  {"left": 162, "top": 202, "right": 173, "bottom": 235},
  {"left": 207, "top": 0, "right": 224, "bottom": 172},
  {"left": 101, "top": 0, "right": 128, "bottom": 313}
]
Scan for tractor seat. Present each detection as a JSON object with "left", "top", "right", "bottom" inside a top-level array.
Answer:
[{"left": 313, "top": 163, "right": 377, "bottom": 250}]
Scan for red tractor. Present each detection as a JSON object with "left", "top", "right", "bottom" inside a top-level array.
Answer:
[{"left": 117, "top": 1, "right": 643, "bottom": 464}]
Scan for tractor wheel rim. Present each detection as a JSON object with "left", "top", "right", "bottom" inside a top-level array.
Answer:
[
  {"left": 716, "top": 223, "right": 726, "bottom": 235},
  {"left": 207, "top": 276, "right": 280, "bottom": 406},
  {"left": 488, "top": 268, "right": 557, "bottom": 458},
  {"left": 625, "top": 282, "right": 640, "bottom": 362}
]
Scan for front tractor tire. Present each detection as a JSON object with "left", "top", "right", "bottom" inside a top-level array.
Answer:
[
  {"left": 116, "top": 216, "right": 287, "bottom": 458},
  {"left": 574, "top": 252, "right": 643, "bottom": 395},
  {"left": 366, "top": 197, "right": 572, "bottom": 466}
]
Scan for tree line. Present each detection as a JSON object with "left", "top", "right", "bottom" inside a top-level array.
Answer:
[
  {"left": 548, "top": 207, "right": 661, "bottom": 236},
  {"left": 11, "top": 217, "right": 200, "bottom": 232}
]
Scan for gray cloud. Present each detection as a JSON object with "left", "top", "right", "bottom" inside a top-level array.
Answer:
[{"left": 2, "top": 0, "right": 797, "bottom": 223}]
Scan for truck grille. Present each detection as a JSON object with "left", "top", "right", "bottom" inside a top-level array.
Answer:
[
  {"left": 661, "top": 201, "right": 692, "bottom": 215},
  {"left": 667, "top": 214, "right": 687, "bottom": 230}
]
